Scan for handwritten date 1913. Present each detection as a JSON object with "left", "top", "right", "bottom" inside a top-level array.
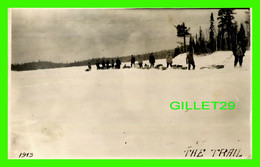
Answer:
[{"left": 19, "top": 152, "right": 33, "bottom": 158}]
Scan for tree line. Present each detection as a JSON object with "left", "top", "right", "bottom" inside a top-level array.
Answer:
[
  {"left": 175, "top": 8, "right": 250, "bottom": 55},
  {"left": 11, "top": 46, "right": 186, "bottom": 71}
]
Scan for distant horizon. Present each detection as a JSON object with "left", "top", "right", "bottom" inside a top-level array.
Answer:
[
  {"left": 11, "top": 47, "right": 177, "bottom": 65},
  {"left": 11, "top": 47, "right": 176, "bottom": 64},
  {"left": 10, "top": 8, "right": 249, "bottom": 64}
]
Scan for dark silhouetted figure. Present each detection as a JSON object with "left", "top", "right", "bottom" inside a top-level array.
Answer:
[
  {"left": 115, "top": 58, "right": 121, "bottom": 69},
  {"left": 88, "top": 61, "right": 91, "bottom": 70},
  {"left": 131, "top": 55, "right": 135, "bottom": 67},
  {"left": 233, "top": 43, "right": 245, "bottom": 67},
  {"left": 111, "top": 59, "right": 114, "bottom": 68},
  {"left": 101, "top": 59, "right": 106, "bottom": 69},
  {"left": 106, "top": 59, "right": 110, "bottom": 69},
  {"left": 149, "top": 53, "right": 155, "bottom": 68},
  {"left": 233, "top": 24, "right": 247, "bottom": 67},
  {"left": 96, "top": 60, "right": 101, "bottom": 70},
  {"left": 166, "top": 52, "right": 173, "bottom": 68},
  {"left": 186, "top": 46, "right": 195, "bottom": 70},
  {"left": 137, "top": 55, "right": 143, "bottom": 69}
]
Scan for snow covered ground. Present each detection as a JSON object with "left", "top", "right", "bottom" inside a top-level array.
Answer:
[{"left": 9, "top": 51, "right": 251, "bottom": 159}]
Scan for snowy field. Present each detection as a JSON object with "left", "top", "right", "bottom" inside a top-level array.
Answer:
[{"left": 9, "top": 51, "right": 251, "bottom": 159}]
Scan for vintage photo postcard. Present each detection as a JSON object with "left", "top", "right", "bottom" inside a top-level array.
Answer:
[{"left": 8, "top": 8, "right": 252, "bottom": 159}]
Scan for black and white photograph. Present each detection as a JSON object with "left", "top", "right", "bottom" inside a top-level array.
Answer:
[{"left": 9, "top": 8, "right": 251, "bottom": 159}]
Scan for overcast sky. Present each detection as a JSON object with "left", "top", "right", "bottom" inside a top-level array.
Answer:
[{"left": 10, "top": 8, "right": 249, "bottom": 64}]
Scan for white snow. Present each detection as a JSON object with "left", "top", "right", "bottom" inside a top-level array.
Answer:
[{"left": 9, "top": 51, "right": 251, "bottom": 159}]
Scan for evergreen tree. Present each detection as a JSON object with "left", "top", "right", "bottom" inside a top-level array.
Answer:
[
  {"left": 189, "top": 36, "right": 195, "bottom": 48},
  {"left": 198, "top": 27, "right": 207, "bottom": 54},
  {"left": 199, "top": 26, "right": 203, "bottom": 44},
  {"left": 194, "top": 33, "right": 199, "bottom": 54},
  {"left": 217, "top": 9, "right": 235, "bottom": 50},
  {"left": 245, "top": 9, "right": 250, "bottom": 47},
  {"left": 209, "top": 13, "right": 216, "bottom": 52},
  {"left": 175, "top": 22, "right": 190, "bottom": 52},
  {"left": 231, "top": 22, "right": 238, "bottom": 54},
  {"left": 237, "top": 23, "right": 247, "bottom": 54},
  {"left": 216, "top": 28, "right": 221, "bottom": 51}
]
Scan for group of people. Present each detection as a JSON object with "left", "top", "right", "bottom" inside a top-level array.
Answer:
[
  {"left": 92, "top": 49, "right": 196, "bottom": 71},
  {"left": 129, "top": 50, "right": 195, "bottom": 70},
  {"left": 166, "top": 47, "right": 195, "bottom": 70},
  {"left": 89, "top": 43, "right": 246, "bottom": 71},
  {"left": 130, "top": 54, "right": 156, "bottom": 69},
  {"left": 94, "top": 58, "right": 122, "bottom": 70},
  {"left": 130, "top": 54, "right": 155, "bottom": 69}
]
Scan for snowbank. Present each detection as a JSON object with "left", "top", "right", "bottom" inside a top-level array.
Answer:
[{"left": 9, "top": 51, "right": 251, "bottom": 159}]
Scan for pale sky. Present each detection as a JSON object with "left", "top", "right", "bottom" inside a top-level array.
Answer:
[{"left": 10, "top": 8, "right": 249, "bottom": 64}]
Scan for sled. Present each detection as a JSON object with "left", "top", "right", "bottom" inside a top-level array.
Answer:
[{"left": 200, "top": 64, "right": 224, "bottom": 70}]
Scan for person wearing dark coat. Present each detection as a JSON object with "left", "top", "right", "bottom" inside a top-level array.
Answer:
[
  {"left": 233, "top": 42, "right": 245, "bottom": 67},
  {"left": 149, "top": 53, "right": 155, "bottom": 68},
  {"left": 96, "top": 59, "right": 101, "bottom": 70},
  {"left": 88, "top": 61, "right": 91, "bottom": 70},
  {"left": 111, "top": 59, "right": 115, "bottom": 68},
  {"left": 115, "top": 58, "right": 121, "bottom": 69},
  {"left": 137, "top": 55, "right": 143, "bottom": 69},
  {"left": 101, "top": 59, "right": 106, "bottom": 69},
  {"left": 186, "top": 46, "right": 195, "bottom": 70},
  {"left": 166, "top": 52, "right": 173, "bottom": 68},
  {"left": 131, "top": 55, "right": 135, "bottom": 67},
  {"left": 105, "top": 59, "right": 110, "bottom": 69}
]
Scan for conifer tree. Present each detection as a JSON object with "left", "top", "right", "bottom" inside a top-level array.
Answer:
[
  {"left": 245, "top": 9, "right": 250, "bottom": 47},
  {"left": 209, "top": 13, "right": 216, "bottom": 52},
  {"left": 175, "top": 22, "right": 190, "bottom": 52},
  {"left": 217, "top": 9, "right": 235, "bottom": 50},
  {"left": 237, "top": 24, "right": 247, "bottom": 54}
]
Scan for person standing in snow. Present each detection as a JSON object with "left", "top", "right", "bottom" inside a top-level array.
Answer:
[
  {"left": 149, "top": 53, "right": 155, "bottom": 68},
  {"left": 137, "top": 55, "right": 143, "bottom": 69},
  {"left": 186, "top": 46, "right": 195, "bottom": 70},
  {"left": 130, "top": 55, "right": 135, "bottom": 67},
  {"left": 233, "top": 42, "right": 245, "bottom": 67},
  {"left": 88, "top": 61, "right": 91, "bottom": 70},
  {"left": 101, "top": 59, "right": 106, "bottom": 69},
  {"left": 115, "top": 58, "right": 121, "bottom": 69},
  {"left": 105, "top": 59, "right": 110, "bottom": 69},
  {"left": 111, "top": 59, "right": 115, "bottom": 68},
  {"left": 166, "top": 52, "right": 173, "bottom": 68},
  {"left": 96, "top": 59, "right": 101, "bottom": 70}
]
